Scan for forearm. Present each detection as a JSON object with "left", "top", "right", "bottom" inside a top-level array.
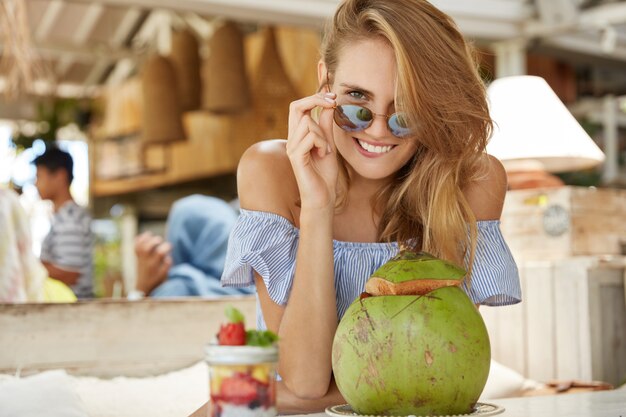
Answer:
[
  {"left": 41, "top": 261, "right": 80, "bottom": 286},
  {"left": 279, "top": 206, "right": 337, "bottom": 397}
]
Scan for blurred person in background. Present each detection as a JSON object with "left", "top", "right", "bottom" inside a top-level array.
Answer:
[
  {"left": 33, "top": 147, "right": 94, "bottom": 299},
  {"left": 0, "top": 187, "right": 76, "bottom": 303},
  {"left": 131, "top": 195, "right": 254, "bottom": 299}
]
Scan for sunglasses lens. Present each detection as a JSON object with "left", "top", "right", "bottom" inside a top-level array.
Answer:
[
  {"left": 334, "top": 105, "right": 412, "bottom": 138},
  {"left": 389, "top": 113, "right": 411, "bottom": 137},
  {"left": 334, "top": 105, "right": 372, "bottom": 132}
]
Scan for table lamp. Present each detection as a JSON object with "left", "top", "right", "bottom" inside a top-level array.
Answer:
[{"left": 486, "top": 75, "right": 605, "bottom": 177}]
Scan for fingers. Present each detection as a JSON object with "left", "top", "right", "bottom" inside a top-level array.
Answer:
[
  {"left": 154, "top": 241, "right": 172, "bottom": 257},
  {"left": 288, "top": 92, "right": 336, "bottom": 136},
  {"left": 135, "top": 231, "right": 159, "bottom": 255},
  {"left": 134, "top": 231, "right": 152, "bottom": 254},
  {"left": 154, "top": 254, "right": 172, "bottom": 286},
  {"left": 135, "top": 232, "right": 171, "bottom": 257},
  {"left": 287, "top": 115, "right": 331, "bottom": 160},
  {"left": 318, "top": 105, "right": 336, "bottom": 152},
  {"left": 297, "top": 130, "right": 332, "bottom": 159}
]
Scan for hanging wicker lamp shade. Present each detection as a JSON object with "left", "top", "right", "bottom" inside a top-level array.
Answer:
[
  {"left": 169, "top": 29, "right": 201, "bottom": 112},
  {"left": 202, "top": 21, "right": 250, "bottom": 113},
  {"left": 141, "top": 54, "right": 186, "bottom": 143},
  {"left": 250, "top": 27, "right": 299, "bottom": 140}
]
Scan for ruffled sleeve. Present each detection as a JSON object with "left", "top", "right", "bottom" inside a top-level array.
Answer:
[
  {"left": 221, "top": 209, "right": 298, "bottom": 305},
  {"left": 463, "top": 220, "right": 521, "bottom": 306}
]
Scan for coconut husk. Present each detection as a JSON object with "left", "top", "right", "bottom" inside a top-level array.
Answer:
[
  {"left": 202, "top": 21, "right": 250, "bottom": 113},
  {"left": 249, "top": 27, "right": 299, "bottom": 140},
  {"left": 141, "top": 54, "right": 186, "bottom": 143},
  {"left": 169, "top": 29, "right": 201, "bottom": 112}
]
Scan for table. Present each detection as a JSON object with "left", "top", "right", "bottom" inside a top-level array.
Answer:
[{"left": 296, "top": 388, "right": 626, "bottom": 417}]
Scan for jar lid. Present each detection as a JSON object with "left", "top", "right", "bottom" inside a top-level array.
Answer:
[{"left": 204, "top": 344, "right": 278, "bottom": 365}]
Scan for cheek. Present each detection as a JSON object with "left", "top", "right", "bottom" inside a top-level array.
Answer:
[
  {"left": 396, "top": 145, "right": 418, "bottom": 167},
  {"left": 332, "top": 124, "right": 354, "bottom": 148}
]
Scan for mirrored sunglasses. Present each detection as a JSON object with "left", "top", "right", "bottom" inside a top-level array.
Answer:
[{"left": 333, "top": 104, "right": 411, "bottom": 138}]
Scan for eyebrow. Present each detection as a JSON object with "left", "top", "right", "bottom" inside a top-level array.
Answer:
[{"left": 338, "top": 83, "right": 374, "bottom": 98}]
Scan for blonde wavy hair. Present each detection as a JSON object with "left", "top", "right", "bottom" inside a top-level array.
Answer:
[{"left": 322, "top": 0, "right": 493, "bottom": 269}]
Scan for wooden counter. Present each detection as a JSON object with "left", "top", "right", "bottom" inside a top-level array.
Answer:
[{"left": 0, "top": 296, "right": 256, "bottom": 378}]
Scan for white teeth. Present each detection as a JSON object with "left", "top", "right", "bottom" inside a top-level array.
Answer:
[{"left": 358, "top": 139, "right": 392, "bottom": 154}]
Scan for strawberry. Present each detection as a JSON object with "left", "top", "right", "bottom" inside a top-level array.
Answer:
[
  {"left": 218, "top": 306, "right": 246, "bottom": 345},
  {"left": 218, "top": 322, "right": 246, "bottom": 345},
  {"left": 219, "top": 376, "right": 258, "bottom": 405}
]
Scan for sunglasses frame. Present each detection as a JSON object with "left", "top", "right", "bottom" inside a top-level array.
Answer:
[
  {"left": 325, "top": 77, "right": 410, "bottom": 138},
  {"left": 332, "top": 103, "right": 411, "bottom": 138}
]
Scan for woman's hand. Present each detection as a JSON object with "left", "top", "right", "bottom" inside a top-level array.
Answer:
[{"left": 286, "top": 92, "right": 338, "bottom": 209}]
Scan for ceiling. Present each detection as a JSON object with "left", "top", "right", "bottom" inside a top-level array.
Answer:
[{"left": 1, "top": 0, "right": 626, "bottom": 120}]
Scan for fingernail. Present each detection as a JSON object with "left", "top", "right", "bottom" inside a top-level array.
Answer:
[
  {"left": 324, "top": 97, "right": 335, "bottom": 104},
  {"left": 324, "top": 92, "right": 336, "bottom": 98}
]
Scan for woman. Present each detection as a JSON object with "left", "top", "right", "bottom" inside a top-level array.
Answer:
[{"left": 216, "top": 0, "right": 520, "bottom": 413}]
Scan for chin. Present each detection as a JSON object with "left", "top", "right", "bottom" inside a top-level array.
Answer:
[{"left": 354, "top": 165, "right": 400, "bottom": 182}]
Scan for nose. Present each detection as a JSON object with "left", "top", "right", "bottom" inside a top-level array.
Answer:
[{"left": 364, "top": 113, "right": 392, "bottom": 138}]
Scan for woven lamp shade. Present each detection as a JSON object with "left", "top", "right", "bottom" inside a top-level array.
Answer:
[
  {"left": 141, "top": 54, "right": 186, "bottom": 143},
  {"left": 250, "top": 27, "right": 299, "bottom": 140},
  {"left": 169, "top": 29, "right": 202, "bottom": 112},
  {"left": 202, "top": 21, "right": 250, "bottom": 113}
]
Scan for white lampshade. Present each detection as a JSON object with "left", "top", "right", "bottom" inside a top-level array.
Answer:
[{"left": 486, "top": 75, "right": 605, "bottom": 173}]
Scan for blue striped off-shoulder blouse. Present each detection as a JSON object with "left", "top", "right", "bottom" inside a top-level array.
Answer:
[{"left": 222, "top": 209, "right": 521, "bottom": 330}]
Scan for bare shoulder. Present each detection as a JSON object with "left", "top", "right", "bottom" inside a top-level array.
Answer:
[
  {"left": 237, "top": 139, "right": 298, "bottom": 221},
  {"left": 462, "top": 154, "right": 508, "bottom": 221}
]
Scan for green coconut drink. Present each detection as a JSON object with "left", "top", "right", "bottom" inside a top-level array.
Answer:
[{"left": 332, "top": 251, "right": 491, "bottom": 416}]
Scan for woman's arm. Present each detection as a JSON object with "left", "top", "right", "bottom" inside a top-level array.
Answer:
[
  {"left": 277, "top": 378, "right": 345, "bottom": 414},
  {"left": 238, "top": 101, "right": 339, "bottom": 399},
  {"left": 463, "top": 155, "right": 517, "bottom": 309}
]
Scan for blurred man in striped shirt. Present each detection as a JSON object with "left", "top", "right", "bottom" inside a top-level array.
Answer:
[{"left": 34, "top": 147, "right": 94, "bottom": 299}]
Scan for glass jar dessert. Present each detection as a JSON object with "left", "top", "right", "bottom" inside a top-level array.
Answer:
[{"left": 205, "top": 341, "right": 278, "bottom": 417}]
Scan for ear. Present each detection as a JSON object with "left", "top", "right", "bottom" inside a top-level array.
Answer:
[
  {"left": 53, "top": 169, "right": 69, "bottom": 186},
  {"left": 317, "top": 60, "right": 329, "bottom": 93}
]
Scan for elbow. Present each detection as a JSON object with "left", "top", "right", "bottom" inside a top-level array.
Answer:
[
  {"left": 63, "top": 273, "right": 79, "bottom": 286},
  {"left": 61, "top": 273, "right": 80, "bottom": 286},
  {"left": 284, "top": 376, "right": 330, "bottom": 400}
]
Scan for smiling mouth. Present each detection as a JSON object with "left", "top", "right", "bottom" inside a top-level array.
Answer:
[{"left": 356, "top": 138, "right": 395, "bottom": 154}]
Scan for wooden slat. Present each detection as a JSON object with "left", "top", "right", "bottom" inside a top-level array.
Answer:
[
  {"left": 0, "top": 297, "right": 256, "bottom": 378},
  {"left": 487, "top": 257, "right": 626, "bottom": 386},
  {"left": 587, "top": 267, "right": 626, "bottom": 384},
  {"left": 481, "top": 261, "right": 527, "bottom": 377},
  {"left": 35, "top": 0, "right": 66, "bottom": 41},
  {"left": 523, "top": 261, "right": 556, "bottom": 381},
  {"left": 553, "top": 258, "right": 593, "bottom": 380}
]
